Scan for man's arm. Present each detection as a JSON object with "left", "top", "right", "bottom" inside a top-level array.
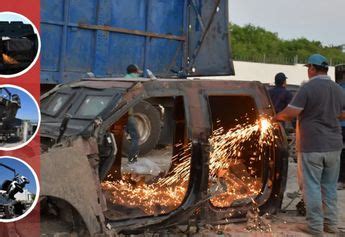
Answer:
[{"left": 274, "top": 105, "right": 302, "bottom": 122}]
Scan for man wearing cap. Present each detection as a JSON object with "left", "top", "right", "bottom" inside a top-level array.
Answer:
[
  {"left": 269, "top": 72, "right": 293, "bottom": 113},
  {"left": 125, "top": 64, "right": 143, "bottom": 78},
  {"left": 274, "top": 54, "right": 345, "bottom": 236}
]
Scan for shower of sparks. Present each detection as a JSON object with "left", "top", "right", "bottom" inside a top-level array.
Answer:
[
  {"left": 209, "top": 118, "right": 274, "bottom": 178},
  {"left": 102, "top": 144, "right": 192, "bottom": 215},
  {"left": 208, "top": 117, "right": 275, "bottom": 207},
  {"left": 102, "top": 117, "right": 275, "bottom": 216},
  {"left": 2, "top": 54, "right": 19, "bottom": 64}
]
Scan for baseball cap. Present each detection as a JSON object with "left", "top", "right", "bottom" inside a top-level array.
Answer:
[
  {"left": 275, "top": 72, "right": 287, "bottom": 86},
  {"left": 305, "top": 54, "right": 329, "bottom": 68}
]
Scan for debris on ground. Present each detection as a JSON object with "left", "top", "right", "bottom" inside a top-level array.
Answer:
[{"left": 245, "top": 202, "right": 272, "bottom": 233}]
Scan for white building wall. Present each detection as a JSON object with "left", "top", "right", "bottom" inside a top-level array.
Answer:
[
  {"left": 200, "top": 61, "right": 335, "bottom": 86},
  {"left": 14, "top": 189, "right": 33, "bottom": 202},
  {"left": 232, "top": 61, "right": 335, "bottom": 85}
]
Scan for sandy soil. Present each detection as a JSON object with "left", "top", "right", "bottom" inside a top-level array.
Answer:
[{"left": 198, "top": 160, "right": 345, "bottom": 236}]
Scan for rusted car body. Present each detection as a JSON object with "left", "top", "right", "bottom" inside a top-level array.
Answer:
[{"left": 40, "top": 78, "right": 288, "bottom": 236}]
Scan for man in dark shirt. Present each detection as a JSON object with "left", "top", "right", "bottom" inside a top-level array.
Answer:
[
  {"left": 337, "top": 77, "right": 345, "bottom": 188},
  {"left": 269, "top": 72, "right": 293, "bottom": 113},
  {"left": 274, "top": 54, "right": 345, "bottom": 236}
]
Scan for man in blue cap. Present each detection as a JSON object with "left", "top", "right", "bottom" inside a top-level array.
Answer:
[
  {"left": 269, "top": 72, "right": 293, "bottom": 114},
  {"left": 274, "top": 54, "right": 345, "bottom": 236}
]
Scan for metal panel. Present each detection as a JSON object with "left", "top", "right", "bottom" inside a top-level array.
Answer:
[
  {"left": 65, "top": 0, "right": 97, "bottom": 72},
  {"left": 106, "top": 0, "right": 146, "bottom": 76},
  {"left": 107, "top": 33, "right": 146, "bottom": 76},
  {"left": 147, "top": 0, "right": 184, "bottom": 35},
  {"left": 187, "top": 0, "right": 234, "bottom": 76},
  {"left": 94, "top": 0, "right": 111, "bottom": 76},
  {"left": 110, "top": 0, "right": 146, "bottom": 31},
  {"left": 65, "top": 28, "right": 95, "bottom": 72},
  {"left": 41, "top": 0, "right": 65, "bottom": 84},
  {"left": 69, "top": 0, "right": 97, "bottom": 24},
  {"left": 145, "top": 0, "right": 185, "bottom": 76},
  {"left": 41, "top": 0, "right": 64, "bottom": 22},
  {"left": 146, "top": 39, "right": 183, "bottom": 76},
  {"left": 40, "top": 0, "right": 233, "bottom": 84},
  {"left": 40, "top": 24, "right": 62, "bottom": 72}
]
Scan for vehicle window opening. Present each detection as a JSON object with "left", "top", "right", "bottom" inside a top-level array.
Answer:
[
  {"left": 207, "top": 95, "right": 270, "bottom": 208},
  {"left": 75, "top": 95, "right": 112, "bottom": 117},
  {"left": 101, "top": 96, "right": 191, "bottom": 220},
  {"left": 43, "top": 93, "right": 70, "bottom": 116}
]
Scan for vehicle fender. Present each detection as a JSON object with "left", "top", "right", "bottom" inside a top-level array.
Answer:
[{"left": 41, "top": 145, "right": 106, "bottom": 236}]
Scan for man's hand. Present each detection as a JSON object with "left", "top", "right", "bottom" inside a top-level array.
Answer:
[{"left": 273, "top": 105, "right": 302, "bottom": 122}]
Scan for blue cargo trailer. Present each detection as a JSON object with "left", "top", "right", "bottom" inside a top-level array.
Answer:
[
  {"left": 40, "top": 0, "right": 234, "bottom": 85},
  {"left": 40, "top": 0, "right": 235, "bottom": 154}
]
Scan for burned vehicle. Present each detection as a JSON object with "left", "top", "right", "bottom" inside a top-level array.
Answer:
[
  {"left": 0, "top": 88, "right": 23, "bottom": 143},
  {"left": 0, "top": 21, "right": 39, "bottom": 75},
  {"left": 0, "top": 162, "right": 30, "bottom": 219},
  {"left": 40, "top": 78, "right": 288, "bottom": 236},
  {"left": 0, "top": 88, "right": 34, "bottom": 144}
]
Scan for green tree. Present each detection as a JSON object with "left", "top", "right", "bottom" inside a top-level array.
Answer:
[{"left": 229, "top": 23, "right": 345, "bottom": 65}]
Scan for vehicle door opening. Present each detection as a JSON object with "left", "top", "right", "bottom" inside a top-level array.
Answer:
[
  {"left": 206, "top": 95, "right": 274, "bottom": 209},
  {"left": 101, "top": 96, "right": 191, "bottom": 221}
]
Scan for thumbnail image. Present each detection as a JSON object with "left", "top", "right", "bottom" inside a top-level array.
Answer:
[
  {"left": 0, "top": 157, "right": 39, "bottom": 222},
  {"left": 0, "top": 12, "right": 40, "bottom": 77},
  {"left": 0, "top": 85, "right": 40, "bottom": 150}
]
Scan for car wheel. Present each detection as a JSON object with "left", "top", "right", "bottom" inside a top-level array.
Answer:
[{"left": 122, "top": 101, "right": 161, "bottom": 156}]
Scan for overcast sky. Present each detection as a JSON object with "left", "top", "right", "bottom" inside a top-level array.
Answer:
[{"left": 228, "top": 0, "right": 345, "bottom": 46}]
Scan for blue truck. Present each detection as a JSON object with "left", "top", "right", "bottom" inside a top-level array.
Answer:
[
  {"left": 41, "top": 0, "right": 234, "bottom": 86},
  {"left": 41, "top": 0, "right": 235, "bottom": 155}
]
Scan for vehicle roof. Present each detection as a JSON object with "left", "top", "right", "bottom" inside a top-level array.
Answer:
[{"left": 64, "top": 77, "right": 265, "bottom": 90}]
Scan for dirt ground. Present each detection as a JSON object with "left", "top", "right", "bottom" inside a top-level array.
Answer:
[{"left": 195, "top": 160, "right": 345, "bottom": 237}]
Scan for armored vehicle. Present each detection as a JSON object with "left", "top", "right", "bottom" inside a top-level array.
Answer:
[{"left": 40, "top": 78, "right": 288, "bottom": 236}]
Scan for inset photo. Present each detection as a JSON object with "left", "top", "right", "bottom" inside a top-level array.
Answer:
[
  {"left": 0, "top": 12, "right": 40, "bottom": 77},
  {"left": 0, "top": 157, "right": 39, "bottom": 222},
  {"left": 0, "top": 85, "right": 40, "bottom": 150}
]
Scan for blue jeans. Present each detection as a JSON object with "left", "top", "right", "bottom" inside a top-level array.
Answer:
[
  {"left": 126, "top": 116, "right": 139, "bottom": 160},
  {"left": 299, "top": 151, "right": 341, "bottom": 233}
]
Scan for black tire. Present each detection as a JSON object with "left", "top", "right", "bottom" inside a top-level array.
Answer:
[{"left": 122, "top": 101, "right": 161, "bottom": 156}]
